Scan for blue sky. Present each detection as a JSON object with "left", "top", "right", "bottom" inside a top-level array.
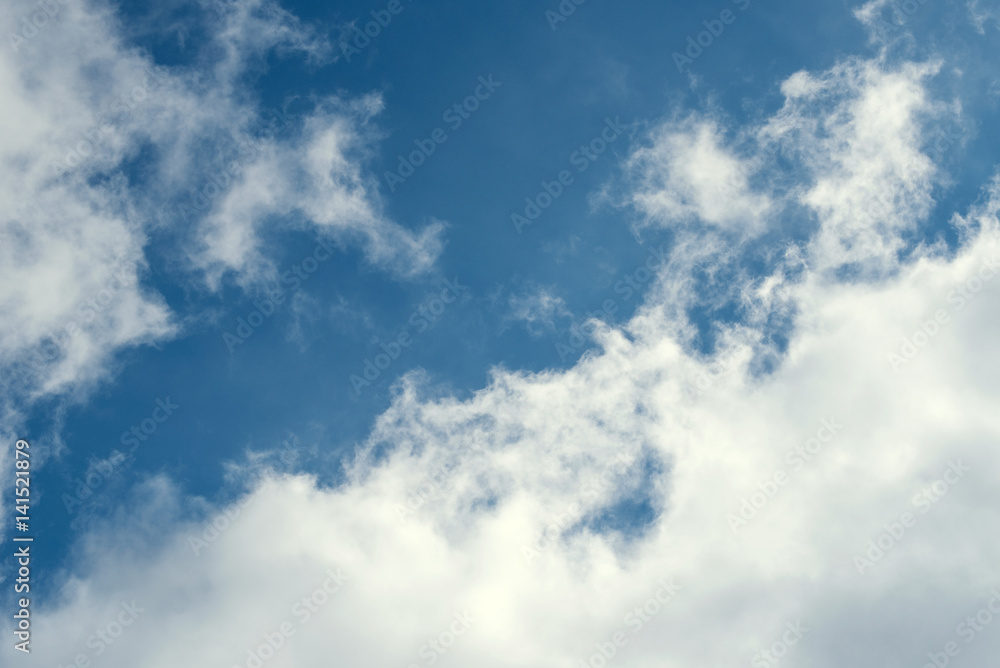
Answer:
[{"left": 3, "top": 0, "right": 1000, "bottom": 666}]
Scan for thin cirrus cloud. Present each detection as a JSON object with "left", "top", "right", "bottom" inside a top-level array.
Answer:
[
  {"left": 4, "top": 4, "right": 1000, "bottom": 664},
  {"left": 503, "top": 286, "right": 571, "bottom": 337}
]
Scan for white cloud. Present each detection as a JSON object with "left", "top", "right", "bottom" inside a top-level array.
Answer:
[
  {"left": 853, "top": 0, "right": 894, "bottom": 35},
  {"left": 504, "top": 286, "right": 570, "bottom": 336},
  {"left": 624, "top": 117, "right": 772, "bottom": 236},
  {"left": 206, "top": 0, "right": 334, "bottom": 82},
  {"left": 0, "top": 0, "right": 443, "bottom": 406},
  {"left": 9, "top": 191, "right": 1000, "bottom": 666},
  {"left": 6, "top": 47, "right": 1000, "bottom": 668},
  {"left": 764, "top": 58, "right": 945, "bottom": 275},
  {"left": 968, "top": 0, "right": 1000, "bottom": 34},
  {"left": 0, "top": 0, "right": 178, "bottom": 401},
  {"left": 193, "top": 96, "right": 446, "bottom": 288}
]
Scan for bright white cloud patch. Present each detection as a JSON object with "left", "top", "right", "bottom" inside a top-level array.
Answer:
[
  {"left": 765, "top": 59, "right": 945, "bottom": 275},
  {"left": 5, "top": 35, "right": 1000, "bottom": 668},
  {"left": 624, "top": 118, "right": 771, "bottom": 235},
  {"left": 0, "top": 0, "right": 176, "bottom": 401}
]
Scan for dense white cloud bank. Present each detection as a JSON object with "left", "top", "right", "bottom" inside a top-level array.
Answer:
[
  {"left": 2, "top": 3, "right": 1000, "bottom": 668},
  {"left": 10, "top": 179, "right": 999, "bottom": 667}
]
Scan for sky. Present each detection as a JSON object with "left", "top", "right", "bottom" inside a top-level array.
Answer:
[{"left": 1, "top": 0, "right": 1000, "bottom": 666}]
